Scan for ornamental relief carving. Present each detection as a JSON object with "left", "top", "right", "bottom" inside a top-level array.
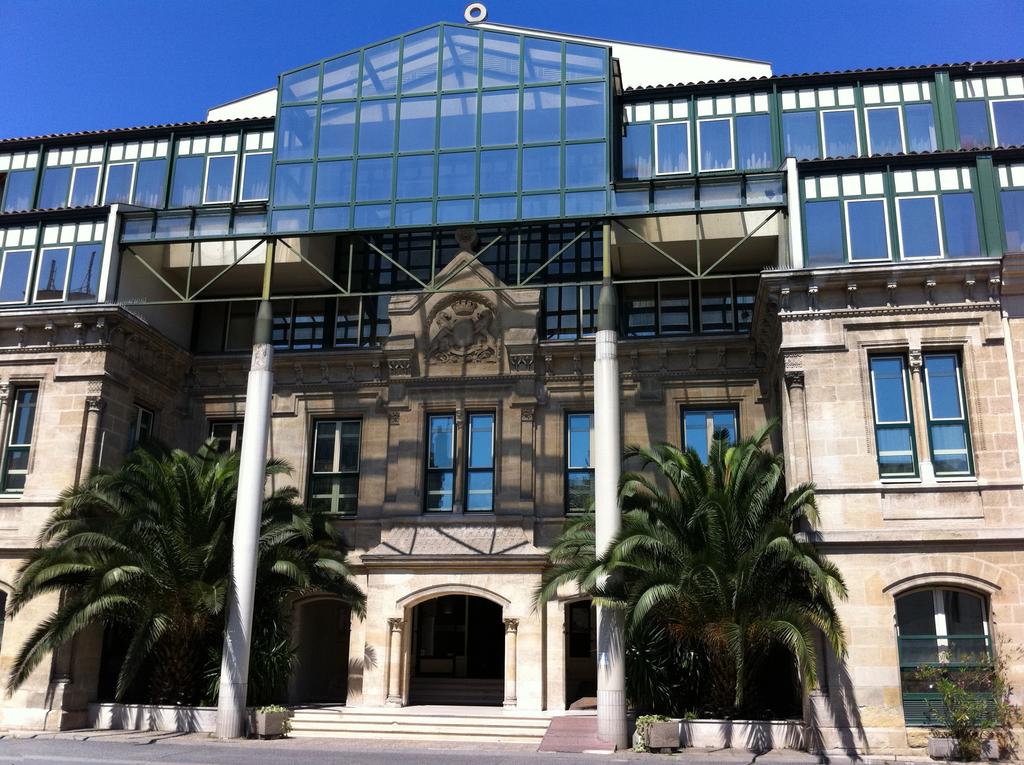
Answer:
[{"left": 428, "top": 294, "right": 498, "bottom": 364}]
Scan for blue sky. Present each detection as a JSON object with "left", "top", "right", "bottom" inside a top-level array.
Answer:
[{"left": 1, "top": 0, "right": 1021, "bottom": 139}]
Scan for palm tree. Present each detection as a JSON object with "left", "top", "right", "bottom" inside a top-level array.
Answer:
[
  {"left": 539, "top": 420, "right": 847, "bottom": 717},
  {"left": 5, "top": 440, "right": 365, "bottom": 705}
]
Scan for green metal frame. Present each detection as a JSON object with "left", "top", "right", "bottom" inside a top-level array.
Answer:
[
  {"left": 921, "top": 351, "right": 975, "bottom": 478},
  {"left": 307, "top": 418, "right": 361, "bottom": 518},
  {"left": 0, "top": 385, "right": 37, "bottom": 494},
  {"left": 564, "top": 411, "right": 594, "bottom": 515},
  {"left": 868, "top": 354, "right": 919, "bottom": 479}
]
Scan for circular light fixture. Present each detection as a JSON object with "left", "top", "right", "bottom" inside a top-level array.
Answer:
[{"left": 464, "top": 2, "right": 488, "bottom": 23}]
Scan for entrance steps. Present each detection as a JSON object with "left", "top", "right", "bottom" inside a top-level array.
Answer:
[
  {"left": 288, "top": 705, "right": 553, "bottom": 744},
  {"left": 408, "top": 677, "right": 503, "bottom": 706}
]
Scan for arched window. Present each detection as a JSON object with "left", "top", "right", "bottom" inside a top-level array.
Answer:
[{"left": 895, "top": 588, "right": 991, "bottom": 725}]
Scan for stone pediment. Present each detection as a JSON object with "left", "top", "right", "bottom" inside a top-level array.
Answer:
[
  {"left": 383, "top": 232, "right": 540, "bottom": 377},
  {"left": 363, "top": 522, "right": 545, "bottom": 558}
]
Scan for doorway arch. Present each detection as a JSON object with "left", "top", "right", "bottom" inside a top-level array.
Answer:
[
  {"left": 290, "top": 596, "right": 351, "bottom": 704},
  {"left": 408, "top": 594, "right": 504, "bottom": 706}
]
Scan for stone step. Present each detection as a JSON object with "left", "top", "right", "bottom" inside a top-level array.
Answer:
[{"left": 289, "top": 728, "right": 545, "bottom": 743}]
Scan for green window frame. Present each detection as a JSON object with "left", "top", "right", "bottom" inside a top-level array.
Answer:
[
  {"left": 896, "top": 588, "right": 992, "bottom": 726},
  {"left": 425, "top": 413, "right": 456, "bottom": 512},
  {"left": 565, "top": 412, "right": 594, "bottom": 515},
  {"left": 922, "top": 352, "right": 974, "bottom": 477},
  {"left": 308, "top": 419, "right": 361, "bottom": 516},
  {"left": 1, "top": 386, "right": 38, "bottom": 493},
  {"left": 868, "top": 355, "right": 918, "bottom": 478}
]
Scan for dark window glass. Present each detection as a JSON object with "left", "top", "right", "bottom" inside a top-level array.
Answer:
[
  {"left": 736, "top": 114, "right": 772, "bottom": 170},
  {"left": 38, "top": 166, "right": 71, "bottom": 209},
  {"left": 942, "top": 193, "right": 981, "bottom": 259},
  {"left": 622, "top": 284, "right": 656, "bottom": 337},
  {"left": 905, "top": 103, "right": 937, "bottom": 153},
  {"left": 133, "top": 159, "right": 166, "bottom": 207},
  {"left": 699, "top": 281, "right": 733, "bottom": 332},
  {"left": 309, "top": 420, "right": 361, "bottom": 516},
  {"left": 2, "top": 169, "right": 36, "bottom": 212},
  {"left": 209, "top": 421, "right": 243, "bottom": 453},
  {"left": 898, "top": 197, "right": 941, "bottom": 259},
  {"left": 104, "top": 163, "right": 134, "bottom": 204},
  {"left": 466, "top": 413, "right": 495, "bottom": 512},
  {"left": 426, "top": 414, "right": 455, "bottom": 512},
  {"left": 782, "top": 111, "right": 819, "bottom": 160},
  {"left": 291, "top": 299, "right": 326, "bottom": 350},
  {"left": 683, "top": 408, "right": 737, "bottom": 463},
  {"left": 847, "top": 199, "right": 890, "bottom": 261},
  {"left": 822, "top": 110, "right": 858, "bottom": 158},
  {"left": 956, "top": 100, "right": 991, "bottom": 149},
  {"left": 1003, "top": 189, "right": 1024, "bottom": 252},
  {"left": 896, "top": 589, "right": 989, "bottom": 673},
  {"left": 35, "top": 248, "right": 69, "bottom": 301},
  {"left": 67, "top": 244, "right": 101, "bottom": 303},
  {"left": 170, "top": 156, "right": 204, "bottom": 207},
  {"left": 566, "top": 413, "right": 594, "bottom": 514},
  {"left": 622, "top": 123, "right": 653, "bottom": 180},
  {"left": 924, "top": 353, "right": 972, "bottom": 475},
  {"left": 320, "top": 102, "right": 357, "bottom": 158},
  {"left": 992, "top": 100, "right": 1024, "bottom": 147},
  {"left": 655, "top": 122, "right": 689, "bottom": 174},
  {"left": 0, "top": 250, "right": 32, "bottom": 303},
  {"left": 567, "top": 601, "right": 594, "bottom": 658},
  {"left": 869, "top": 356, "right": 916, "bottom": 477},
  {"left": 660, "top": 282, "right": 691, "bottom": 333},
  {"left": 127, "top": 405, "right": 154, "bottom": 451},
  {"left": 805, "top": 200, "right": 844, "bottom": 265},
  {"left": 867, "top": 107, "right": 903, "bottom": 155}
]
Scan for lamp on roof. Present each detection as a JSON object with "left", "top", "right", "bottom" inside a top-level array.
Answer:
[{"left": 464, "top": 2, "right": 487, "bottom": 23}]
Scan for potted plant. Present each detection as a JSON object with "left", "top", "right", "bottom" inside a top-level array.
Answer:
[
  {"left": 915, "top": 646, "right": 1022, "bottom": 761},
  {"left": 633, "top": 714, "right": 678, "bottom": 752},
  {"left": 254, "top": 705, "right": 292, "bottom": 739}
]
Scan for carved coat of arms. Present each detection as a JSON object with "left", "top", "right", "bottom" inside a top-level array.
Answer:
[{"left": 429, "top": 296, "right": 497, "bottom": 364}]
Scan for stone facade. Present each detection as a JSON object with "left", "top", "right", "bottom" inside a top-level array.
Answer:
[{"left": 0, "top": 248, "right": 1022, "bottom": 757}]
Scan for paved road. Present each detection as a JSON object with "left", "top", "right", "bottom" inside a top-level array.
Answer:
[{"left": 0, "top": 734, "right": 641, "bottom": 765}]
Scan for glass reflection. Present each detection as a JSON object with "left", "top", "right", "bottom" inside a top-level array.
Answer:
[
  {"left": 399, "top": 96, "right": 437, "bottom": 152},
  {"left": 361, "top": 39, "right": 400, "bottom": 97}
]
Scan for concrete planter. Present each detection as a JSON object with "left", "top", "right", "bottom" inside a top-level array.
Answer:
[
  {"left": 255, "top": 710, "right": 290, "bottom": 739},
  {"left": 88, "top": 702, "right": 219, "bottom": 733},
  {"left": 927, "top": 736, "right": 999, "bottom": 761},
  {"left": 679, "top": 719, "right": 806, "bottom": 752}
]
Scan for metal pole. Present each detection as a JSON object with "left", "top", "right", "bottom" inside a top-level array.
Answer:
[
  {"left": 216, "top": 241, "right": 276, "bottom": 739},
  {"left": 594, "top": 221, "right": 627, "bottom": 749}
]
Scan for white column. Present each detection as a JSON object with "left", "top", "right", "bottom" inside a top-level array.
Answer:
[
  {"left": 785, "top": 157, "right": 804, "bottom": 269},
  {"left": 503, "top": 618, "right": 519, "bottom": 708},
  {"left": 386, "top": 617, "right": 405, "bottom": 706},
  {"left": 216, "top": 300, "right": 274, "bottom": 739},
  {"left": 594, "top": 221, "right": 627, "bottom": 749}
]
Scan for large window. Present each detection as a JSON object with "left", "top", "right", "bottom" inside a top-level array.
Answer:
[
  {"left": 1, "top": 169, "right": 36, "bottom": 213},
  {"left": 697, "top": 119, "right": 734, "bottom": 172},
  {"left": 991, "top": 99, "right": 1024, "bottom": 148},
  {"left": 821, "top": 109, "right": 859, "bottom": 158},
  {"left": 655, "top": 122, "right": 689, "bottom": 175},
  {"left": 896, "top": 588, "right": 991, "bottom": 726},
  {"left": 465, "top": 413, "right": 495, "bottom": 512},
  {"left": 425, "top": 414, "right": 456, "bottom": 512},
  {"left": 956, "top": 101, "right": 991, "bottom": 149},
  {"left": 127, "top": 404, "right": 154, "bottom": 451},
  {"left": 1005, "top": 188, "right": 1024, "bottom": 252},
  {"left": 565, "top": 413, "right": 594, "bottom": 514},
  {"left": 922, "top": 353, "right": 973, "bottom": 476},
  {"left": 845, "top": 199, "right": 890, "bottom": 261},
  {"left": 309, "top": 419, "right": 361, "bottom": 516},
  {"left": 0, "top": 250, "right": 32, "bottom": 304},
  {"left": 2, "top": 387, "right": 38, "bottom": 493},
  {"left": 682, "top": 408, "right": 737, "bottom": 463},
  {"left": 782, "top": 111, "right": 819, "bottom": 160},
  {"left": 208, "top": 420, "right": 243, "bottom": 453},
  {"left": 868, "top": 355, "right": 917, "bottom": 477}
]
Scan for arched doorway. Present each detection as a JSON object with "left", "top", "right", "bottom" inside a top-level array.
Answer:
[
  {"left": 409, "top": 594, "right": 504, "bottom": 706},
  {"left": 291, "top": 598, "right": 351, "bottom": 704},
  {"left": 564, "top": 600, "right": 597, "bottom": 708}
]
